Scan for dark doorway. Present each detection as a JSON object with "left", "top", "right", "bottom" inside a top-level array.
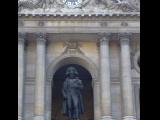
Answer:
[{"left": 51, "top": 64, "right": 94, "bottom": 120}]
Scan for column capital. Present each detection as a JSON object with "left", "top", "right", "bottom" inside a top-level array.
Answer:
[
  {"left": 18, "top": 32, "right": 26, "bottom": 44},
  {"left": 98, "top": 33, "right": 111, "bottom": 40},
  {"left": 119, "top": 33, "right": 131, "bottom": 43},
  {"left": 36, "top": 33, "right": 47, "bottom": 43},
  {"left": 97, "top": 33, "right": 111, "bottom": 46}
]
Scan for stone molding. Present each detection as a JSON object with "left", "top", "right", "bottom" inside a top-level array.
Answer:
[
  {"left": 18, "top": 13, "right": 140, "bottom": 17},
  {"left": 46, "top": 53, "right": 98, "bottom": 82}
]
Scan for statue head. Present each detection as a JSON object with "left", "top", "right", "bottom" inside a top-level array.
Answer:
[{"left": 65, "top": 66, "right": 78, "bottom": 78}]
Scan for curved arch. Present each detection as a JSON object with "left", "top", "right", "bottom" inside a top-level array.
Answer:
[
  {"left": 46, "top": 54, "right": 99, "bottom": 83},
  {"left": 45, "top": 54, "right": 100, "bottom": 120}
]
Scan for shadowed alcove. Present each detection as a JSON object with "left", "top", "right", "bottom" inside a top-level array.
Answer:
[{"left": 51, "top": 64, "right": 94, "bottom": 120}]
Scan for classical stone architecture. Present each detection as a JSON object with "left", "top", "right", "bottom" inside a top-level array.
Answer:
[{"left": 18, "top": 0, "right": 140, "bottom": 120}]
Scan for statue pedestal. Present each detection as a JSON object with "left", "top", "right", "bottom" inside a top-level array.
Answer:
[{"left": 101, "top": 116, "right": 113, "bottom": 120}]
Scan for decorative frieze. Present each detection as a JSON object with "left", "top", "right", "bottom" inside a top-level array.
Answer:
[
  {"left": 121, "top": 21, "right": 128, "bottom": 27},
  {"left": 18, "top": 0, "right": 140, "bottom": 15},
  {"left": 100, "top": 21, "right": 108, "bottom": 27},
  {"left": 38, "top": 21, "right": 45, "bottom": 27}
]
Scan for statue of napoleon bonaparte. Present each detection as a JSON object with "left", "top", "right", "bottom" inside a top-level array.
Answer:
[{"left": 62, "top": 66, "right": 84, "bottom": 120}]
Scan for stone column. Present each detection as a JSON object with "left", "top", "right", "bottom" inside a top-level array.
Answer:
[
  {"left": 99, "top": 34, "right": 113, "bottom": 120},
  {"left": 120, "top": 33, "right": 136, "bottom": 120},
  {"left": 18, "top": 33, "right": 25, "bottom": 120},
  {"left": 93, "top": 78, "right": 101, "bottom": 120},
  {"left": 34, "top": 33, "right": 46, "bottom": 120}
]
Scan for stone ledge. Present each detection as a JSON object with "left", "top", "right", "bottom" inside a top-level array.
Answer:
[{"left": 18, "top": 12, "right": 140, "bottom": 17}]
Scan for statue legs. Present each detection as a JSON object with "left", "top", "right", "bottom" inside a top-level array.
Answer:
[{"left": 72, "top": 96, "right": 80, "bottom": 120}]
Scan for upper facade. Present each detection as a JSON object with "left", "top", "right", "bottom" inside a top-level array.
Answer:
[{"left": 18, "top": 0, "right": 140, "bottom": 16}]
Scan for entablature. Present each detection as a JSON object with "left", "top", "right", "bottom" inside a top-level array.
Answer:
[
  {"left": 18, "top": 33, "right": 140, "bottom": 43},
  {"left": 18, "top": 18, "right": 140, "bottom": 33}
]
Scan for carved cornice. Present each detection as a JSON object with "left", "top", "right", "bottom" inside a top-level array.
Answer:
[{"left": 18, "top": 12, "right": 140, "bottom": 17}]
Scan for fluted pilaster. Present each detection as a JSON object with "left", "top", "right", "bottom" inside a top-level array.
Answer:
[
  {"left": 119, "top": 33, "right": 136, "bottom": 120},
  {"left": 99, "top": 33, "right": 113, "bottom": 120},
  {"left": 34, "top": 33, "right": 46, "bottom": 120},
  {"left": 18, "top": 32, "right": 26, "bottom": 120}
]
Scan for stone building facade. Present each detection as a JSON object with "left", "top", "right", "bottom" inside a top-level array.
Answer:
[{"left": 18, "top": 0, "right": 140, "bottom": 120}]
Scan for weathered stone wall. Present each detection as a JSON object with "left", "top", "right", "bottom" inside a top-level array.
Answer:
[{"left": 23, "top": 39, "right": 139, "bottom": 120}]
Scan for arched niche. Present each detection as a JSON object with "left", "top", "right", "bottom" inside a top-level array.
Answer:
[{"left": 45, "top": 54, "right": 101, "bottom": 120}]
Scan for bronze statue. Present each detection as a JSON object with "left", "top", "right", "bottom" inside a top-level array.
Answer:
[{"left": 62, "top": 66, "right": 84, "bottom": 120}]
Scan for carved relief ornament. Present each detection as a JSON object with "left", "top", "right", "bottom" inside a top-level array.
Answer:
[
  {"left": 18, "top": 0, "right": 140, "bottom": 13},
  {"left": 62, "top": 40, "right": 84, "bottom": 55}
]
